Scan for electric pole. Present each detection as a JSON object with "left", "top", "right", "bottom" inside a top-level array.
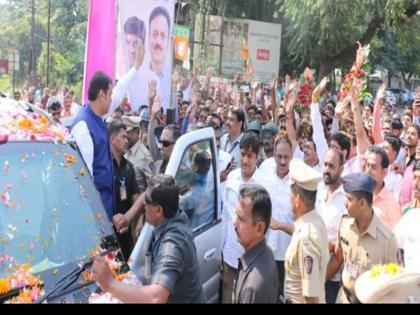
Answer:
[
  {"left": 30, "top": 0, "right": 36, "bottom": 81},
  {"left": 47, "top": 0, "right": 51, "bottom": 87}
]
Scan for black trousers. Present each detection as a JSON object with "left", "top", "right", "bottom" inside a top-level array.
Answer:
[
  {"left": 325, "top": 280, "right": 340, "bottom": 304},
  {"left": 276, "top": 261, "right": 285, "bottom": 297}
]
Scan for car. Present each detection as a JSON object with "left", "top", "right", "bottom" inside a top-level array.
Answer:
[
  {"left": 0, "top": 98, "right": 223, "bottom": 303},
  {"left": 0, "top": 98, "right": 122, "bottom": 303},
  {"left": 129, "top": 127, "right": 223, "bottom": 303}
]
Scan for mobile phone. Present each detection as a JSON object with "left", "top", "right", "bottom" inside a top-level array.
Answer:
[{"left": 225, "top": 157, "right": 234, "bottom": 172}]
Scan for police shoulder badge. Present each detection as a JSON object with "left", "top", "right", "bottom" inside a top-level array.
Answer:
[{"left": 304, "top": 256, "right": 313, "bottom": 274}]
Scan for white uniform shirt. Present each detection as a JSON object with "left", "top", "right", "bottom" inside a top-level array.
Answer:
[
  {"left": 260, "top": 161, "right": 295, "bottom": 261},
  {"left": 222, "top": 167, "right": 268, "bottom": 268},
  {"left": 315, "top": 182, "right": 347, "bottom": 282}
]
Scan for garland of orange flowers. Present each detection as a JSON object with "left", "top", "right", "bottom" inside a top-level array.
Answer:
[
  {"left": 0, "top": 111, "right": 70, "bottom": 143},
  {"left": 0, "top": 263, "right": 44, "bottom": 304}
]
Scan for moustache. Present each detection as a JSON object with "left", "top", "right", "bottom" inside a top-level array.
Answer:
[{"left": 154, "top": 44, "right": 163, "bottom": 51}]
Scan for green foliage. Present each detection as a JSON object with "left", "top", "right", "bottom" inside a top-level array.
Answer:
[
  {"left": 371, "top": 15, "right": 420, "bottom": 87},
  {"left": 0, "top": 0, "right": 87, "bottom": 97}
]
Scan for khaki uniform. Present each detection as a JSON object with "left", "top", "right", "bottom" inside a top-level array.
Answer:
[
  {"left": 284, "top": 210, "right": 329, "bottom": 303},
  {"left": 336, "top": 212, "right": 399, "bottom": 303},
  {"left": 125, "top": 140, "right": 154, "bottom": 193}
]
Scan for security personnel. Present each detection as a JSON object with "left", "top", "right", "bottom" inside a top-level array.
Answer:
[
  {"left": 284, "top": 159, "right": 329, "bottom": 304},
  {"left": 326, "top": 173, "right": 399, "bottom": 303}
]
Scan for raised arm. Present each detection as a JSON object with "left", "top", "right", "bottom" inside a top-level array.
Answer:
[
  {"left": 310, "top": 77, "right": 330, "bottom": 166},
  {"left": 372, "top": 84, "right": 386, "bottom": 144},
  {"left": 107, "top": 41, "right": 145, "bottom": 118},
  {"left": 350, "top": 83, "right": 371, "bottom": 155},
  {"left": 285, "top": 87, "right": 299, "bottom": 154}
]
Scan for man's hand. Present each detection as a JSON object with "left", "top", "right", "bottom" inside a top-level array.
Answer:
[
  {"left": 112, "top": 213, "right": 129, "bottom": 234},
  {"left": 151, "top": 97, "right": 163, "bottom": 119},
  {"left": 172, "top": 65, "right": 182, "bottom": 88},
  {"left": 91, "top": 256, "right": 114, "bottom": 293},
  {"left": 134, "top": 40, "right": 145, "bottom": 70},
  {"left": 148, "top": 80, "right": 157, "bottom": 102},
  {"left": 286, "top": 90, "right": 297, "bottom": 115},
  {"left": 312, "top": 77, "right": 329, "bottom": 99},
  {"left": 377, "top": 83, "right": 387, "bottom": 102},
  {"left": 270, "top": 73, "right": 278, "bottom": 91},
  {"left": 193, "top": 61, "right": 200, "bottom": 78},
  {"left": 349, "top": 83, "right": 361, "bottom": 111}
]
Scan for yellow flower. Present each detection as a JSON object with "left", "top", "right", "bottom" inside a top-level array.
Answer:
[
  {"left": 369, "top": 266, "right": 382, "bottom": 279},
  {"left": 0, "top": 278, "right": 11, "bottom": 294},
  {"left": 385, "top": 263, "right": 402, "bottom": 276}
]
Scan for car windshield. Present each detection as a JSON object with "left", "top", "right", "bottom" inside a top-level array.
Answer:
[{"left": 0, "top": 142, "right": 115, "bottom": 278}]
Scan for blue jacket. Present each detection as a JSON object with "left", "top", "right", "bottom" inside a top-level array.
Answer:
[{"left": 72, "top": 105, "right": 115, "bottom": 220}]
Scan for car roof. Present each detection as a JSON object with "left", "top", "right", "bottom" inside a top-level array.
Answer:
[{"left": 0, "top": 98, "right": 72, "bottom": 143}]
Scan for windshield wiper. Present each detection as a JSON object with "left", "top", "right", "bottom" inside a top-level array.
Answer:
[
  {"left": 0, "top": 284, "right": 41, "bottom": 303},
  {"left": 35, "top": 248, "right": 114, "bottom": 304}
]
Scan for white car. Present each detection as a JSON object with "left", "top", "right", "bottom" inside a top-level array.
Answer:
[{"left": 129, "top": 127, "right": 223, "bottom": 303}]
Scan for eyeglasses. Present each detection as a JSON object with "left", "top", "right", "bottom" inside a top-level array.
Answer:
[{"left": 159, "top": 140, "right": 175, "bottom": 148}]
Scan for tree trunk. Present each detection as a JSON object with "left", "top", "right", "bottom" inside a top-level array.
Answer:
[
  {"left": 318, "top": 62, "right": 334, "bottom": 83},
  {"left": 401, "top": 72, "right": 413, "bottom": 89}
]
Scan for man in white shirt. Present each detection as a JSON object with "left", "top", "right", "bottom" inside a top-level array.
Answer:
[
  {"left": 260, "top": 136, "right": 296, "bottom": 297},
  {"left": 220, "top": 109, "right": 245, "bottom": 169},
  {"left": 221, "top": 132, "right": 267, "bottom": 303},
  {"left": 316, "top": 148, "right": 347, "bottom": 303},
  {"left": 383, "top": 134, "right": 403, "bottom": 201}
]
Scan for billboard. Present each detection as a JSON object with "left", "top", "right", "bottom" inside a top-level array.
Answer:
[
  {"left": 222, "top": 18, "right": 281, "bottom": 83},
  {"left": 116, "top": 0, "right": 175, "bottom": 112},
  {"left": 194, "top": 16, "right": 282, "bottom": 84}
]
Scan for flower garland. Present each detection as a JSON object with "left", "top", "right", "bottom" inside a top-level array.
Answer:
[
  {"left": 369, "top": 263, "right": 404, "bottom": 279},
  {"left": 0, "top": 110, "right": 70, "bottom": 143},
  {"left": 295, "top": 68, "right": 314, "bottom": 114},
  {"left": 338, "top": 42, "right": 372, "bottom": 102},
  {"left": 0, "top": 263, "right": 44, "bottom": 304},
  {"left": 81, "top": 248, "right": 130, "bottom": 285}
]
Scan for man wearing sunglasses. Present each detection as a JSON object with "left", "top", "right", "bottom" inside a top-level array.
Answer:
[{"left": 92, "top": 174, "right": 206, "bottom": 303}]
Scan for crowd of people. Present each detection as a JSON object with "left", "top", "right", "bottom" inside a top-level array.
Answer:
[{"left": 11, "top": 40, "right": 420, "bottom": 302}]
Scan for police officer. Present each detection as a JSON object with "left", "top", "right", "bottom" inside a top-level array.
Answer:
[
  {"left": 284, "top": 159, "right": 329, "bottom": 304},
  {"left": 326, "top": 173, "right": 399, "bottom": 303}
]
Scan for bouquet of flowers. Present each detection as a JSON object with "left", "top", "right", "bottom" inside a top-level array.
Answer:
[
  {"left": 295, "top": 68, "right": 314, "bottom": 114},
  {"left": 338, "top": 42, "right": 372, "bottom": 102}
]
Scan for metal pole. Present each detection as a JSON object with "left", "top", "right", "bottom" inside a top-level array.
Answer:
[
  {"left": 46, "top": 0, "right": 51, "bottom": 87},
  {"left": 30, "top": 0, "right": 35, "bottom": 77},
  {"left": 12, "top": 53, "right": 16, "bottom": 94}
]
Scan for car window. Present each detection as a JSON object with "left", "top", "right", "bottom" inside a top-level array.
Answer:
[
  {"left": 0, "top": 142, "right": 115, "bottom": 278},
  {"left": 175, "top": 139, "right": 217, "bottom": 234}
]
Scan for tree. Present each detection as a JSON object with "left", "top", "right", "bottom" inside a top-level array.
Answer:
[
  {"left": 371, "top": 15, "right": 420, "bottom": 88},
  {"left": 279, "top": 0, "right": 420, "bottom": 81},
  {"left": 0, "top": 0, "right": 87, "bottom": 96}
]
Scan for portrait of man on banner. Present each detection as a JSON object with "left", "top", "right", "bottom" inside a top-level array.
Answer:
[{"left": 117, "top": 0, "right": 174, "bottom": 113}]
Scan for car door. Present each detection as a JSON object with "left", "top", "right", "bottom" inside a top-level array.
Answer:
[{"left": 129, "top": 127, "right": 222, "bottom": 303}]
